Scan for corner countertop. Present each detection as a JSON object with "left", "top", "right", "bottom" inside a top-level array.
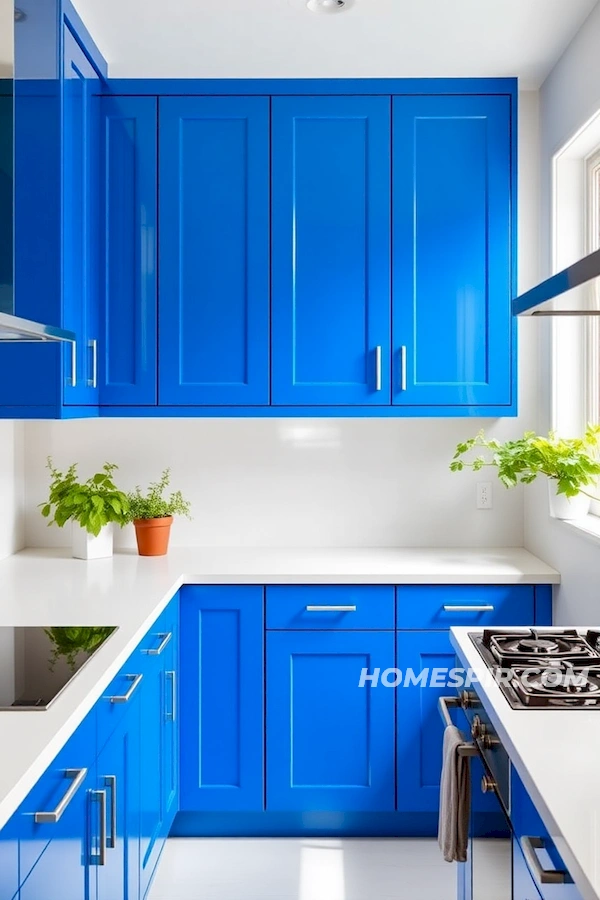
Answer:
[
  {"left": 0, "top": 546, "right": 558, "bottom": 832},
  {"left": 451, "top": 627, "right": 600, "bottom": 900}
]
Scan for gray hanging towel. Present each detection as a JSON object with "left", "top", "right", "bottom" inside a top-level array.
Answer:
[{"left": 438, "top": 724, "right": 471, "bottom": 863}]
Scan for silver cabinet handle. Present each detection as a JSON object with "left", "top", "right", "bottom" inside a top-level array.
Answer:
[
  {"left": 143, "top": 632, "right": 172, "bottom": 656},
  {"left": 305, "top": 605, "right": 357, "bottom": 612},
  {"left": 375, "top": 345, "right": 382, "bottom": 391},
  {"left": 87, "top": 339, "right": 97, "bottom": 388},
  {"left": 521, "top": 837, "right": 567, "bottom": 885},
  {"left": 109, "top": 673, "right": 143, "bottom": 704},
  {"left": 104, "top": 775, "right": 117, "bottom": 849},
  {"left": 91, "top": 789, "right": 107, "bottom": 866},
  {"left": 166, "top": 670, "right": 177, "bottom": 722},
  {"left": 35, "top": 767, "right": 87, "bottom": 823},
  {"left": 443, "top": 605, "right": 495, "bottom": 612},
  {"left": 68, "top": 340, "right": 77, "bottom": 388},
  {"left": 400, "top": 345, "right": 407, "bottom": 391}
]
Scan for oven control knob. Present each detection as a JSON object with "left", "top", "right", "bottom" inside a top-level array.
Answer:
[
  {"left": 461, "top": 690, "right": 475, "bottom": 709},
  {"left": 481, "top": 775, "right": 497, "bottom": 794},
  {"left": 471, "top": 715, "right": 483, "bottom": 739}
]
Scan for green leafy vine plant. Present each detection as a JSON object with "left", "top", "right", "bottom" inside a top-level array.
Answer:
[
  {"left": 450, "top": 425, "right": 600, "bottom": 499},
  {"left": 45, "top": 626, "right": 115, "bottom": 672},
  {"left": 40, "top": 458, "right": 130, "bottom": 536},
  {"left": 125, "top": 468, "right": 191, "bottom": 521}
]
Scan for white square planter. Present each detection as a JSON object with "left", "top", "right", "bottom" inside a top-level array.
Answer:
[{"left": 71, "top": 522, "right": 113, "bottom": 560}]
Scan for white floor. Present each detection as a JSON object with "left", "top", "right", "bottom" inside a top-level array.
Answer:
[{"left": 148, "top": 838, "right": 459, "bottom": 900}]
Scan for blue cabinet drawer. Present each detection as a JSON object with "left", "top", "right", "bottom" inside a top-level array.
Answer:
[
  {"left": 511, "top": 768, "right": 582, "bottom": 900},
  {"left": 266, "top": 585, "right": 395, "bottom": 630},
  {"left": 396, "top": 585, "right": 534, "bottom": 629},
  {"left": 17, "top": 710, "right": 96, "bottom": 883},
  {"left": 97, "top": 647, "right": 146, "bottom": 748}
]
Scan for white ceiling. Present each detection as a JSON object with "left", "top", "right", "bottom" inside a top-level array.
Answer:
[{"left": 72, "top": 0, "right": 598, "bottom": 88}]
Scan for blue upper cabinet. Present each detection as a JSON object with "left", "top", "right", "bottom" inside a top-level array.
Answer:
[
  {"left": 99, "top": 97, "right": 157, "bottom": 406},
  {"left": 158, "top": 97, "right": 270, "bottom": 406},
  {"left": 271, "top": 96, "right": 392, "bottom": 406},
  {"left": 63, "top": 23, "right": 101, "bottom": 406},
  {"left": 392, "top": 94, "right": 513, "bottom": 410}
]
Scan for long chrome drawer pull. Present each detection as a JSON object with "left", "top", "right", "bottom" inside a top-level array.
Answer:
[
  {"left": 109, "top": 673, "right": 143, "bottom": 704},
  {"left": 400, "top": 345, "right": 407, "bottom": 391},
  {"left": 305, "top": 605, "right": 357, "bottom": 612},
  {"left": 437, "top": 697, "right": 479, "bottom": 757},
  {"left": 91, "top": 789, "right": 107, "bottom": 866},
  {"left": 143, "top": 632, "right": 172, "bottom": 656},
  {"left": 375, "top": 346, "right": 382, "bottom": 391},
  {"left": 88, "top": 339, "right": 98, "bottom": 388},
  {"left": 522, "top": 836, "right": 567, "bottom": 885},
  {"left": 35, "top": 767, "right": 88, "bottom": 823},
  {"left": 166, "top": 670, "right": 177, "bottom": 722},
  {"left": 443, "top": 605, "right": 495, "bottom": 612},
  {"left": 105, "top": 775, "right": 117, "bottom": 849},
  {"left": 69, "top": 341, "right": 77, "bottom": 388}
]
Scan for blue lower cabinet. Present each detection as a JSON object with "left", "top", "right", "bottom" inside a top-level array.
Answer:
[
  {"left": 18, "top": 712, "right": 97, "bottom": 900},
  {"left": 180, "top": 586, "right": 264, "bottom": 812},
  {"left": 266, "top": 630, "right": 395, "bottom": 811},
  {"left": 96, "top": 686, "right": 142, "bottom": 900},
  {"left": 0, "top": 814, "right": 18, "bottom": 900},
  {"left": 139, "top": 599, "right": 180, "bottom": 900}
]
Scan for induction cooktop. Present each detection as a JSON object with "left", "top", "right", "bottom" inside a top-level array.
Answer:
[{"left": 0, "top": 626, "right": 117, "bottom": 710}]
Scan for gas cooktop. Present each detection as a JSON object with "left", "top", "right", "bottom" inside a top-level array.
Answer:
[
  {"left": 470, "top": 628, "right": 600, "bottom": 709},
  {"left": 0, "top": 626, "right": 117, "bottom": 711}
]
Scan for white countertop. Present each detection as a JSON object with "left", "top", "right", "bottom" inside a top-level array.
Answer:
[
  {"left": 451, "top": 627, "right": 600, "bottom": 900},
  {"left": 0, "top": 546, "right": 558, "bottom": 832}
]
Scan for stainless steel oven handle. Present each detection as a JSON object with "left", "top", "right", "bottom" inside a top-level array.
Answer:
[
  {"left": 437, "top": 696, "right": 479, "bottom": 757},
  {"left": 521, "top": 836, "right": 567, "bottom": 885}
]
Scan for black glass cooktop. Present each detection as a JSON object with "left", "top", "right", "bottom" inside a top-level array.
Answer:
[{"left": 0, "top": 626, "right": 117, "bottom": 710}]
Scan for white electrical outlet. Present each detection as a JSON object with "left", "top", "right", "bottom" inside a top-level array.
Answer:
[{"left": 477, "top": 482, "right": 493, "bottom": 509}]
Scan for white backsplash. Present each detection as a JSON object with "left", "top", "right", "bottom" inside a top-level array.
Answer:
[{"left": 24, "top": 416, "right": 525, "bottom": 550}]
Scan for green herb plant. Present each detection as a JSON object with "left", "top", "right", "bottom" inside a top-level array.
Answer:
[
  {"left": 40, "top": 458, "right": 130, "bottom": 536},
  {"left": 45, "top": 626, "right": 115, "bottom": 672},
  {"left": 450, "top": 425, "right": 600, "bottom": 499},
  {"left": 126, "top": 469, "right": 191, "bottom": 521}
]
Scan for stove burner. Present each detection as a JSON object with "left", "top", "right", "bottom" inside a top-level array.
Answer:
[
  {"left": 537, "top": 670, "right": 600, "bottom": 694},
  {"left": 517, "top": 637, "right": 560, "bottom": 654}
]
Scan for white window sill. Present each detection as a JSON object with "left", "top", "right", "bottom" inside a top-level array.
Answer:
[{"left": 558, "top": 514, "right": 600, "bottom": 548}]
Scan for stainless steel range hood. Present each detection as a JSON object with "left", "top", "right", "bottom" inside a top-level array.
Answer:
[
  {"left": 0, "top": 311, "right": 76, "bottom": 342},
  {"left": 513, "top": 249, "right": 600, "bottom": 317}
]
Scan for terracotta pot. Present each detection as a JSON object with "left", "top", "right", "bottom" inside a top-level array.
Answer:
[{"left": 133, "top": 516, "right": 173, "bottom": 556}]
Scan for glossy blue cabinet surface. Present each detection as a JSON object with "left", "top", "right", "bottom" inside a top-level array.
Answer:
[
  {"left": 0, "top": 814, "right": 18, "bottom": 900},
  {"left": 393, "top": 94, "right": 513, "bottom": 408},
  {"left": 271, "top": 96, "right": 391, "bottom": 406},
  {"left": 267, "top": 629, "right": 395, "bottom": 811},
  {"left": 99, "top": 96, "right": 157, "bottom": 406},
  {"left": 159, "top": 97, "right": 270, "bottom": 406},
  {"left": 397, "top": 584, "right": 535, "bottom": 629},
  {"left": 63, "top": 22, "right": 101, "bottom": 406},
  {"left": 266, "top": 584, "right": 395, "bottom": 630},
  {"left": 180, "top": 586, "right": 264, "bottom": 812}
]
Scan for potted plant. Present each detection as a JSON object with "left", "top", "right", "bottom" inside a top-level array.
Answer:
[
  {"left": 126, "top": 469, "right": 191, "bottom": 556},
  {"left": 40, "top": 459, "right": 130, "bottom": 559},
  {"left": 450, "top": 426, "right": 600, "bottom": 520}
]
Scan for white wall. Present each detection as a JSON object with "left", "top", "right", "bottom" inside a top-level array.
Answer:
[
  {"left": 21, "top": 91, "right": 540, "bottom": 552},
  {"left": 524, "top": 6, "right": 600, "bottom": 623},
  {"left": 0, "top": 422, "right": 25, "bottom": 559}
]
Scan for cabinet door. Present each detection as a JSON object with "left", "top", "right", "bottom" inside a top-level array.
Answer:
[
  {"left": 63, "top": 23, "right": 101, "bottom": 406},
  {"left": 396, "top": 630, "right": 497, "bottom": 816},
  {"left": 271, "top": 96, "right": 391, "bottom": 406},
  {"left": 158, "top": 96, "right": 270, "bottom": 406},
  {"left": 161, "top": 601, "right": 179, "bottom": 829},
  {"left": 267, "top": 630, "right": 395, "bottom": 811},
  {"left": 0, "top": 814, "right": 18, "bottom": 900},
  {"left": 99, "top": 97, "right": 157, "bottom": 406},
  {"left": 392, "top": 95, "right": 513, "bottom": 408},
  {"left": 180, "top": 586, "right": 264, "bottom": 811},
  {"left": 96, "top": 690, "right": 142, "bottom": 900}
]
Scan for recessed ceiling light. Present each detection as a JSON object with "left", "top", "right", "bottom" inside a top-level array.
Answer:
[{"left": 306, "top": 0, "right": 355, "bottom": 13}]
